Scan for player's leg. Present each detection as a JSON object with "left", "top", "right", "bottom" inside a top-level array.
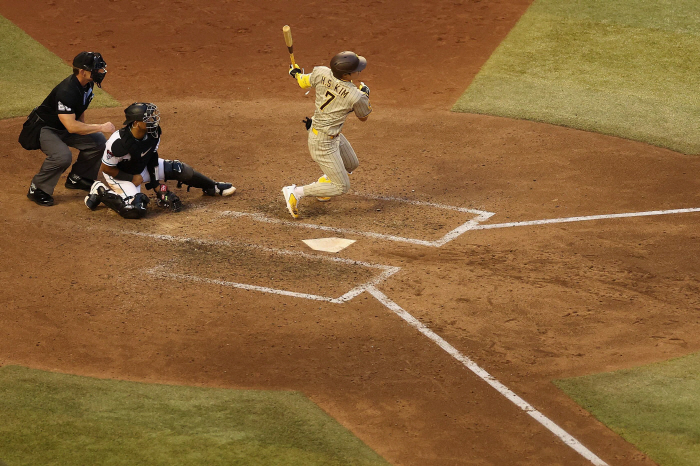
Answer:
[
  {"left": 161, "top": 159, "right": 235, "bottom": 196},
  {"left": 93, "top": 174, "right": 148, "bottom": 218},
  {"left": 64, "top": 132, "right": 107, "bottom": 191},
  {"left": 28, "top": 127, "right": 73, "bottom": 204},
  {"left": 312, "top": 134, "right": 359, "bottom": 202},
  {"left": 282, "top": 132, "right": 348, "bottom": 219},
  {"left": 337, "top": 134, "right": 359, "bottom": 174},
  {"left": 303, "top": 135, "right": 349, "bottom": 198}
]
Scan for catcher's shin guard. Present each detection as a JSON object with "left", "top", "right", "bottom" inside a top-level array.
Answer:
[
  {"left": 162, "top": 159, "right": 217, "bottom": 193},
  {"left": 101, "top": 191, "right": 148, "bottom": 219}
]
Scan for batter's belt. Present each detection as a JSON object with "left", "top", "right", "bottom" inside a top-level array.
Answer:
[{"left": 312, "top": 127, "right": 337, "bottom": 139}]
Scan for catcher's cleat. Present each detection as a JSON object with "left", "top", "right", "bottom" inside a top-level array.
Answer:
[
  {"left": 204, "top": 182, "right": 236, "bottom": 197},
  {"left": 282, "top": 185, "right": 300, "bottom": 219},
  {"left": 316, "top": 175, "right": 331, "bottom": 202}
]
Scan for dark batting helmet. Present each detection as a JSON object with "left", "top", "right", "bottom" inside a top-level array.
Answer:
[
  {"left": 330, "top": 51, "right": 367, "bottom": 79},
  {"left": 123, "top": 102, "right": 161, "bottom": 136},
  {"left": 72, "top": 51, "right": 107, "bottom": 88}
]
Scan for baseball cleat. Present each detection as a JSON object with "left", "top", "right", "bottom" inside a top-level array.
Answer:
[
  {"left": 65, "top": 173, "right": 95, "bottom": 191},
  {"left": 316, "top": 174, "right": 331, "bottom": 202},
  {"left": 282, "top": 185, "right": 299, "bottom": 219},
  {"left": 27, "top": 184, "right": 54, "bottom": 206},
  {"left": 204, "top": 182, "right": 236, "bottom": 197}
]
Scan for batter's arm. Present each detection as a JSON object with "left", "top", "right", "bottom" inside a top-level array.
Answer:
[
  {"left": 353, "top": 94, "right": 372, "bottom": 121},
  {"left": 295, "top": 73, "right": 312, "bottom": 89}
]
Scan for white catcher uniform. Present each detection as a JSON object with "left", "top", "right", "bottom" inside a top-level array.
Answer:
[
  {"left": 101, "top": 128, "right": 165, "bottom": 198},
  {"left": 283, "top": 52, "right": 371, "bottom": 218}
]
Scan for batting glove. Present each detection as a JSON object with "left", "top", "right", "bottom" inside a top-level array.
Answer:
[
  {"left": 302, "top": 117, "right": 313, "bottom": 130},
  {"left": 289, "top": 64, "right": 303, "bottom": 79},
  {"left": 359, "top": 82, "right": 370, "bottom": 97}
]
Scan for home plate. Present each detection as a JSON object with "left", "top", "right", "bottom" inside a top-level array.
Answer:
[{"left": 302, "top": 237, "right": 356, "bottom": 253}]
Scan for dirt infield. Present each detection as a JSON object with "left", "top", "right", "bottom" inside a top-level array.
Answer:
[{"left": 1, "top": 1, "right": 700, "bottom": 464}]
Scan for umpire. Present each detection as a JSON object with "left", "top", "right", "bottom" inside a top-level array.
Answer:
[{"left": 25, "top": 51, "right": 116, "bottom": 206}]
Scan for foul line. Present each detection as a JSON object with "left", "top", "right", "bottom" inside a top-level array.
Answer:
[
  {"left": 129, "top": 230, "right": 609, "bottom": 465},
  {"left": 473, "top": 207, "right": 700, "bottom": 230},
  {"left": 124, "top": 231, "right": 400, "bottom": 303},
  {"left": 366, "top": 286, "right": 609, "bottom": 466}
]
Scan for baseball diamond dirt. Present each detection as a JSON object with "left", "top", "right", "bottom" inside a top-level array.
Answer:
[{"left": 1, "top": 0, "right": 700, "bottom": 465}]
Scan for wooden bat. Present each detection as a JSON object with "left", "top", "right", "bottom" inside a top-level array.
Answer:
[{"left": 282, "top": 25, "right": 297, "bottom": 67}]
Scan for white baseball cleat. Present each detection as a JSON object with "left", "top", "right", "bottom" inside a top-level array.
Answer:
[
  {"left": 215, "top": 182, "right": 236, "bottom": 196},
  {"left": 316, "top": 174, "right": 331, "bottom": 202},
  {"left": 282, "top": 185, "right": 299, "bottom": 219},
  {"left": 204, "top": 182, "right": 236, "bottom": 196}
]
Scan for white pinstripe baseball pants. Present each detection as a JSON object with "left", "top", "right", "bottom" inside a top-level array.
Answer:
[{"left": 302, "top": 131, "right": 359, "bottom": 197}]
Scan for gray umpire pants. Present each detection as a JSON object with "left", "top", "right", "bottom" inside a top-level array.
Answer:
[{"left": 31, "top": 126, "right": 106, "bottom": 195}]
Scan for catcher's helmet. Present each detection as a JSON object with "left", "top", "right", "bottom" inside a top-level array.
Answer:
[
  {"left": 72, "top": 51, "right": 107, "bottom": 88},
  {"left": 123, "top": 103, "right": 161, "bottom": 136},
  {"left": 330, "top": 51, "right": 367, "bottom": 79}
]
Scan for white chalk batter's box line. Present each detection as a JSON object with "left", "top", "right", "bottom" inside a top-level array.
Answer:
[
  {"left": 127, "top": 230, "right": 609, "bottom": 465},
  {"left": 221, "top": 202, "right": 700, "bottom": 247},
  {"left": 126, "top": 231, "right": 400, "bottom": 303},
  {"left": 221, "top": 194, "right": 496, "bottom": 247}
]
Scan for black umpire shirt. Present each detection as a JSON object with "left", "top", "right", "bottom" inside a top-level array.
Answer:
[{"left": 35, "top": 75, "right": 95, "bottom": 131}]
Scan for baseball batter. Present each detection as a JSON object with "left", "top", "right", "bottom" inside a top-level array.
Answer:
[{"left": 282, "top": 51, "right": 372, "bottom": 218}]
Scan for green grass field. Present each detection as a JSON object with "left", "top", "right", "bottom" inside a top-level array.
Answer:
[
  {"left": 555, "top": 352, "right": 700, "bottom": 466},
  {"left": 453, "top": 0, "right": 700, "bottom": 154},
  {"left": 0, "top": 15, "right": 119, "bottom": 119},
  {"left": 0, "top": 366, "right": 389, "bottom": 466}
]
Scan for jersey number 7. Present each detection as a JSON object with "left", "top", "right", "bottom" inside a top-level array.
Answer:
[{"left": 320, "top": 91, "right": 336, "bottom": 111}]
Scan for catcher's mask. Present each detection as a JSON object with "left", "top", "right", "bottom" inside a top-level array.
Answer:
[
  {"left": 72, "top": 51, "right": 107, "bottom": 88},
  {"left": 123, "top": 103, "right": 161, "bottom": 136},
  {"left": 330, "top": 51, "right": 366, "bottom": 79}
]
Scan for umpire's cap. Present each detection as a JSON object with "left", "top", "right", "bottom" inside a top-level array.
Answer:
[
  {"left": 72, "top": 51, "right": 106, "bottom": 71},
  {"left": 330, "top": 51, "right": 366, "bottom": 79}
]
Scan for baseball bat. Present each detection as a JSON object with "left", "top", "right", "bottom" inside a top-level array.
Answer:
[{"left": 282, "top": 25, "right": 297, "bottom": 67}]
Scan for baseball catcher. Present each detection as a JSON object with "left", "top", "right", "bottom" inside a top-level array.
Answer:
[
  {"left": 84, "top": 102, "right": 235, "bottom": 219},
  {"left": 282, "top": 51, "right": 371, "bottom": 218}
]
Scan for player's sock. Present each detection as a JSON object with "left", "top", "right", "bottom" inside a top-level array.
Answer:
[{"left": 293, "top": 186, "right": 305, "bottom": 198}]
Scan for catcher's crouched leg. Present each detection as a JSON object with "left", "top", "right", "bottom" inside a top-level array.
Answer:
[
  {"left": 162, "top": 159, "right": 235, "bottom": 196},
  {"left": 100, "top": 190, "right": 149, "bottom": 219}
]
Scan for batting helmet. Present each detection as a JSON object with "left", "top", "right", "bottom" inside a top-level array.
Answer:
[
  {"left": 72, "top": 51, "right": 107, "bottom": 87},
  {"left": 123, "top": 103, "right": 161, "bottom": 136},
  {"left": 330, "top": 51, "right": 367, "bottom": 79}
]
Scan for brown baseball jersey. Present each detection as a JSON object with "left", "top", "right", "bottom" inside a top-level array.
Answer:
[{"left": 300, "top": 66, "right": 371, "bottom": 198}]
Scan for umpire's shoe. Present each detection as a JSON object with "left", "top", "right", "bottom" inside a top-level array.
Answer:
[
  {"left": 65, "top": 173, "right": 95, "bottom": 191},
  {"left": 27, "top": 183, "right": 54, "bottom": 206},
  {"left": 203, "top": 182, "right": 236, "bottom": 197}
]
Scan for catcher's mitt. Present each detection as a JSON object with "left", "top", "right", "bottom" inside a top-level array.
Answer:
[{"left": 155, "top": 184, "right": 182, "bottom": 212}]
